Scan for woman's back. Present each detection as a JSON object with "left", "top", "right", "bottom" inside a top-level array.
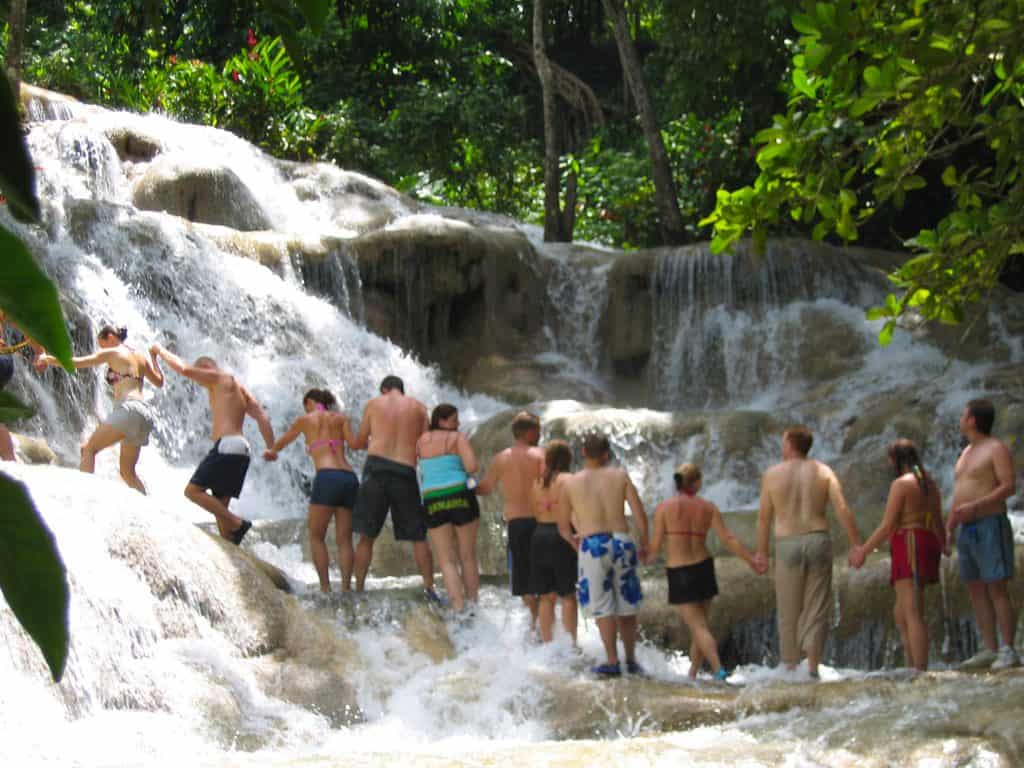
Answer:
[
  {"left": 533, "top": 474, "right": 567, "bottom": 525},
  {"left": 893, "top": 473, "right": 941, "bottom": 530},
  {"left": 304, "top": 410, "right": 351, "bottom": 471},
  {"left": 106, "top": 347, "right": 146, "bottom": 401},
  {"left": 661, "top": 494, "right": 715, "bottom": 567}
]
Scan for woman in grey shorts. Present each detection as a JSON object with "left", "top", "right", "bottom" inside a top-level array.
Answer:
[{"left": 40, "top": 323, "right": 164, "bottom": 493}]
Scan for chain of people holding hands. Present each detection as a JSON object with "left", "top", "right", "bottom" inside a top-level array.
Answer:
[{"left": 4, "top": 319, "right": 1019, "bottom": 679}]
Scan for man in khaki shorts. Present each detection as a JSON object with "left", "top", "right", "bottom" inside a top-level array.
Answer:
[{"left": 757, "top": 425, "right": 861, "bottom": 677}]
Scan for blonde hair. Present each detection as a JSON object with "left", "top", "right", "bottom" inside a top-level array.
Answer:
[{"left": 673, "top": 463, "right": 702, "bottom": 493}]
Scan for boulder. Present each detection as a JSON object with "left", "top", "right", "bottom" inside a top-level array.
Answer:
[
  {"left": 12, "top": 434, "right": 57, "bottom": 465},
  {"left": 132, "top": 154, "right": 272, "bottom": 231}
]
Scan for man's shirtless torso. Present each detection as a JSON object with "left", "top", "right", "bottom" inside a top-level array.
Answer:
[
  {"left": 481, "top": 444, "right": 544, "bottom": 520},
  {"left": 953, "top": 438, "right": 1011, "bottom": 519},
  {"left": 760, "top": 459, "right": 842, "bottom": 537},
  {"left": 563, "top": 465, "right": 639, "bottom": 539},
  {"left": 205, "top": 373, "right": 255, "bottom": 440},
  {"left": 355, "top": 392, "right": 428, "bottom": 466}
]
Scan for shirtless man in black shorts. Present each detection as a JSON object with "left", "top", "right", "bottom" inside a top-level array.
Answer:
[
  {"left": 151, "top": 344, "right": 275, "bottom": 545},
  {"left": 350, "top": 375, "right": 437, "bottom": 598}
]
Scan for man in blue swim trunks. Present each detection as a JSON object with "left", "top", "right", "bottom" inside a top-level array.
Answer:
[
  {"left": 558, "top": 433, "right": 649, "bottom": 677},
  {"left": 947, "top": 398, "right": 1019, "bottom": 670},
  {"left": 151, "top": 344, "right": 275, "bottom": 546}
]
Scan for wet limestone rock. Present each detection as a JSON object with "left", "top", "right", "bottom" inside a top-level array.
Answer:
[
  {"left": 13, "top": 434, "right": 57, "bottom": 465},
  {"left": 132, "top": 154, "right": 272, "bottom": 231}
]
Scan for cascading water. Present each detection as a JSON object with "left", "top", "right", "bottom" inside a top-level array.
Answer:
[{"left": 4, "top": 90, "right": 1024, "bottom": 767}]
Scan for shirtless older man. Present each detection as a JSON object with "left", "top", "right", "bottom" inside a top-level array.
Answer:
[
  {"left": 349, "top": 375, "right": 436, "bottom": 597},
  {"left": 477, "top": 411, "right": 545, "bottom": 622},
  {"left": 947, "top": 399, "right": 1019, "bottom": 670},
  {"left": 757, "top": 425, "right": 860, "bottom": 677},
  {"left": 558, "top": 433, "right": 649, "bottom": 677},
  {"left": 151, "top": 344, "right": 275, "bottom": 545}
]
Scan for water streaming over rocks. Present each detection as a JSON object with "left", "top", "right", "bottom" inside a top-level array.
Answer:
[{"left": 4, "top": 87, "right": 1024, "bottom": 765}]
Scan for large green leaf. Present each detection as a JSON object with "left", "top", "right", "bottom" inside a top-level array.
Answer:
[
  {"left": 0, "top": 472, "right": 69, "bottom": 682},
  {"left": 0, "top": 391, "right": 35, "bottom": 423},
  {"left": 0, "top": 74, "right": 40, "bottom": 224},
  {"left": 0, "top": 225, "right": 73, "bottom": 371},
  {"left": 295, "top": 0, "right": 331, "bottom": 34}
]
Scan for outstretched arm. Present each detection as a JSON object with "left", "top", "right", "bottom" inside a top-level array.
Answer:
[
  {"left": 456, "top": 434, "right": 480, "bottom": 475},
  {"left": 39, "top": 348, "right": 120, "bottom": 370},
  {"left": 350, "top": 403, "right": 372, "bottom": 450},
  {"left": 241, "top": 385, "right": 275, "bottom": 450},
  {"left": 828, "top": 469, "right": 861, "bottom": 548},
  {"left": 141, "top": 350, "right": 164, "bottom": 388},
  {"left": 625, "top": 473, "right": 649, "bottom": 559},
  {"left": 710, "top": 505, "right": 761, "bottom": 572},
  {"left": 475, "top": 454, "right": 502, "bottom": 496},
  {"left": 852, "top": 480, "right": 903, "bottom": 567},
  {"left": 557, "top": 480, "right": 577, "bottom": 550},
  {"left": 645, "top": 503, "right": 666, "bottom": 564},
  {"left": 264, "top": 417, "right": 303, "bottom": 461},
  {"left": 149, "top": 343, "right": 222, "bottom": 387},
  {"left": 755, "top": 476, "right": 773, "bottom": 572}
]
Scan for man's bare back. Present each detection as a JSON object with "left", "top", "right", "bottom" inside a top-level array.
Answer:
[
  {"left": 479, "top": 444, "right": 545, "bottom": 520},
  {"left": 206, "top": 373, "right": 251, "bottom": 439},
  {"left": 563, "top": 465, "right": 637, "bottom": 538},
  {"left": 353, "top": 391, "right": 428, "bottom": 467},
  {"left": 760, "top": 459, "right": 840, "bottom": 537}
]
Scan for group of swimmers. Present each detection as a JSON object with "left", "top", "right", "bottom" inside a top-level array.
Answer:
[{"left": 3, "top": 320, "right": 1020, "bottom": 678}]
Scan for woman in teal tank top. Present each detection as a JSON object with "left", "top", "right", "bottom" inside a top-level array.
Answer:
[{"left": 416, "top": 403, "right": 480, "bottom": 613}]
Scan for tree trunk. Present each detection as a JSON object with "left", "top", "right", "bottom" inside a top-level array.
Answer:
[
  {"left": 533, "top": 0, "right": 572, "bottom": 242},
  {"left": 6, "top": 0, "right": 28, "bottom": 107},
  {"left": 601, "top": 0, "right": 686, "bottom": 245}
]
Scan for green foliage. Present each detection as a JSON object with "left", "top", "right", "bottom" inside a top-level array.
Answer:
[
  {"left": 703, "top": 0, "right": 1024, "bottom": 339},
  {"left": 0, "top": 73, "right": 71, "bottom": 683},
  {"left": 0, "top": 391, "right": 35, "bottom": 423},
  {"left": 0, "top": 473, "right": 69, "bottom": 682}
]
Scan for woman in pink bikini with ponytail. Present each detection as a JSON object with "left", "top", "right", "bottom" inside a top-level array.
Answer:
[
  {"left": 264, "top": 388, "right": 359, "bottom": 592},
  {"left": 646, "top": 463, "right": 765, "bottom": 680}
]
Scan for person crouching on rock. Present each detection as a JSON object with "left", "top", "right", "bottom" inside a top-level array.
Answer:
[
  {"left": 264, "top": 388, "right": 359, "bottom": 592},
  {"left": 150, "top": 343, "right": 274, "bottom": 546},
  {"left": 848, "top": 439, "right": 945, "bottom": 671},
  {"left": 38, "top": 323, "right": 164, "bottom": 493},
  {"left": 646, "top": 462, "right": 766, "bottom": 681}
]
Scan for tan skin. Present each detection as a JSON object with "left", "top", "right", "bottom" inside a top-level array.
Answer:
[
  {"left": 850, "top": 463, "right": 944, "bottom": 671},
  {"left": 264, "top": 399, "right": 357, "bottom": 592},
  {"left": 476, "top": 427, "right": 545, "bottom": 620},
  {"left": 39, "top": 332, "right": 164, "bottom": 493},
  {"left": 947, "top": 407, "right": 1017, "bottom": 654},
  {"left": 416, "top": 411, "right": 480, "bottom": 612},
  {"left": 150, "top": 343, "right": 274, "bottom": 541},
  {"left": 646, "top": 479, "right": 764, "bottom": 678},
  {"left": 757, "top": 434, "right": 861, "bottom": 675},
  {"left": 349, "top": 386, "right": 434, "bottom": 592},
  {"left": 531, "top": 471, "right": 577, "bottom": 643},
  {"left": 0, "top": 312, "right": 44, "bottom": 461},
  {"left": 558, "top": 451, "right": 649, "bottom": 668}
]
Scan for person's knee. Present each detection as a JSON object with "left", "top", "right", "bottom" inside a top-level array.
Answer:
[{"left": 184, "top": 484, "right": 204, "bottom": 502}]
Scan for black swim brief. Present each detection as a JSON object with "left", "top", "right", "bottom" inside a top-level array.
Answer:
[
  {"left": 528, "top": 522, "right": 578, "bottom": 597},
  {"left": 310, "top": 468, "right": 359, "bottom": 508},
  {"left": 353, "top": 455, "right": 426, "bottom": 542},
  {"left": 189, "top": 437, "right": 251, "bottom": 499},
  {"left": 667, "top": 557, "right": 718, "bottom": 605},
  {"left": 423, "top": 486, "right": 480, "bottom": 529},
  {"left": 507, "top": 517, "right": 537, "bottom": 597}
]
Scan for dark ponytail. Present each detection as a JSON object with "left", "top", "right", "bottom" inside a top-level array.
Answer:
[
  {"left": 889, "top": 438, "right": 929, "bottom": 495},
  {"left": 98, "top": 323, "right": 128, "bottom": 342}
]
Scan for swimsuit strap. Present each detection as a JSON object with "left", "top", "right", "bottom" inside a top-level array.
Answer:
[
  {"left": 307, "top": 438, "right": 340, "bottom": 454},
  {"left": 106, "top": 366, "right": 143, "bottom": 386}
]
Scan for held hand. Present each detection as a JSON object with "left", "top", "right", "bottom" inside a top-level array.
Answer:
[
  {"left": 752, "top": 552, "right": 769, "bottom": 575},
  {"left": 149, "top": 343, "right": 163, "bottom": 358},
  {"left": 36, "top": 353, "right": 57, "bottom": 369},
  {"left": 262, "top": 450, "right": 278, "bottom": 462},
  {"left": 637, "top": 543, "right": 648, "bottom": 564},
  {"left": 847, "top": 546, "right": 864, "bottom": 569},
  {"left": 33, "top": 356, "right": 48, "bottom": 373}
]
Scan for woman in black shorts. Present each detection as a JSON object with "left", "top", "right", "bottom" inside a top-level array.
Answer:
[
  {"left": 646, "top": 463, "right": 764, "bottom": 680},
  {"left": 264, "top": 388, "right": 359, "bottom": 592}
]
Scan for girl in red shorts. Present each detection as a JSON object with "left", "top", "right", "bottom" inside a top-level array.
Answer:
[{"left": 849, "top": 439, "right": 946, "bottom": 670}]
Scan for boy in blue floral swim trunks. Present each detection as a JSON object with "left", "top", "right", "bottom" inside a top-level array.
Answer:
[{"left": 558, "top": 433, "right": 649, "bottom": 677}]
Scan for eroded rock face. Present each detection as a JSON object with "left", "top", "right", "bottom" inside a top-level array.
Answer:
[
  {"left": 346, "top": 215, "right": 551, "bottom": 380},
  {"left": 12, "top": 434, "right": 57, "bottom": 465},
  {"left": 132, "top": 154, "right": 272, "bottom": 231}
]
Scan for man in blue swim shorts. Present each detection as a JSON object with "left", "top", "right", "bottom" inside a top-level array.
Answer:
[
  {"left": 558, "top": 433, "right": 649, "bottom": 677},
  {"left": 947, "top": 398, "right": 1019, "bottom": 670}
]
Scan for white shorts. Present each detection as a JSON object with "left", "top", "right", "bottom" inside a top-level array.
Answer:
[{"left": 577, "top": 532, "right": 643, "bottom": 619}]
